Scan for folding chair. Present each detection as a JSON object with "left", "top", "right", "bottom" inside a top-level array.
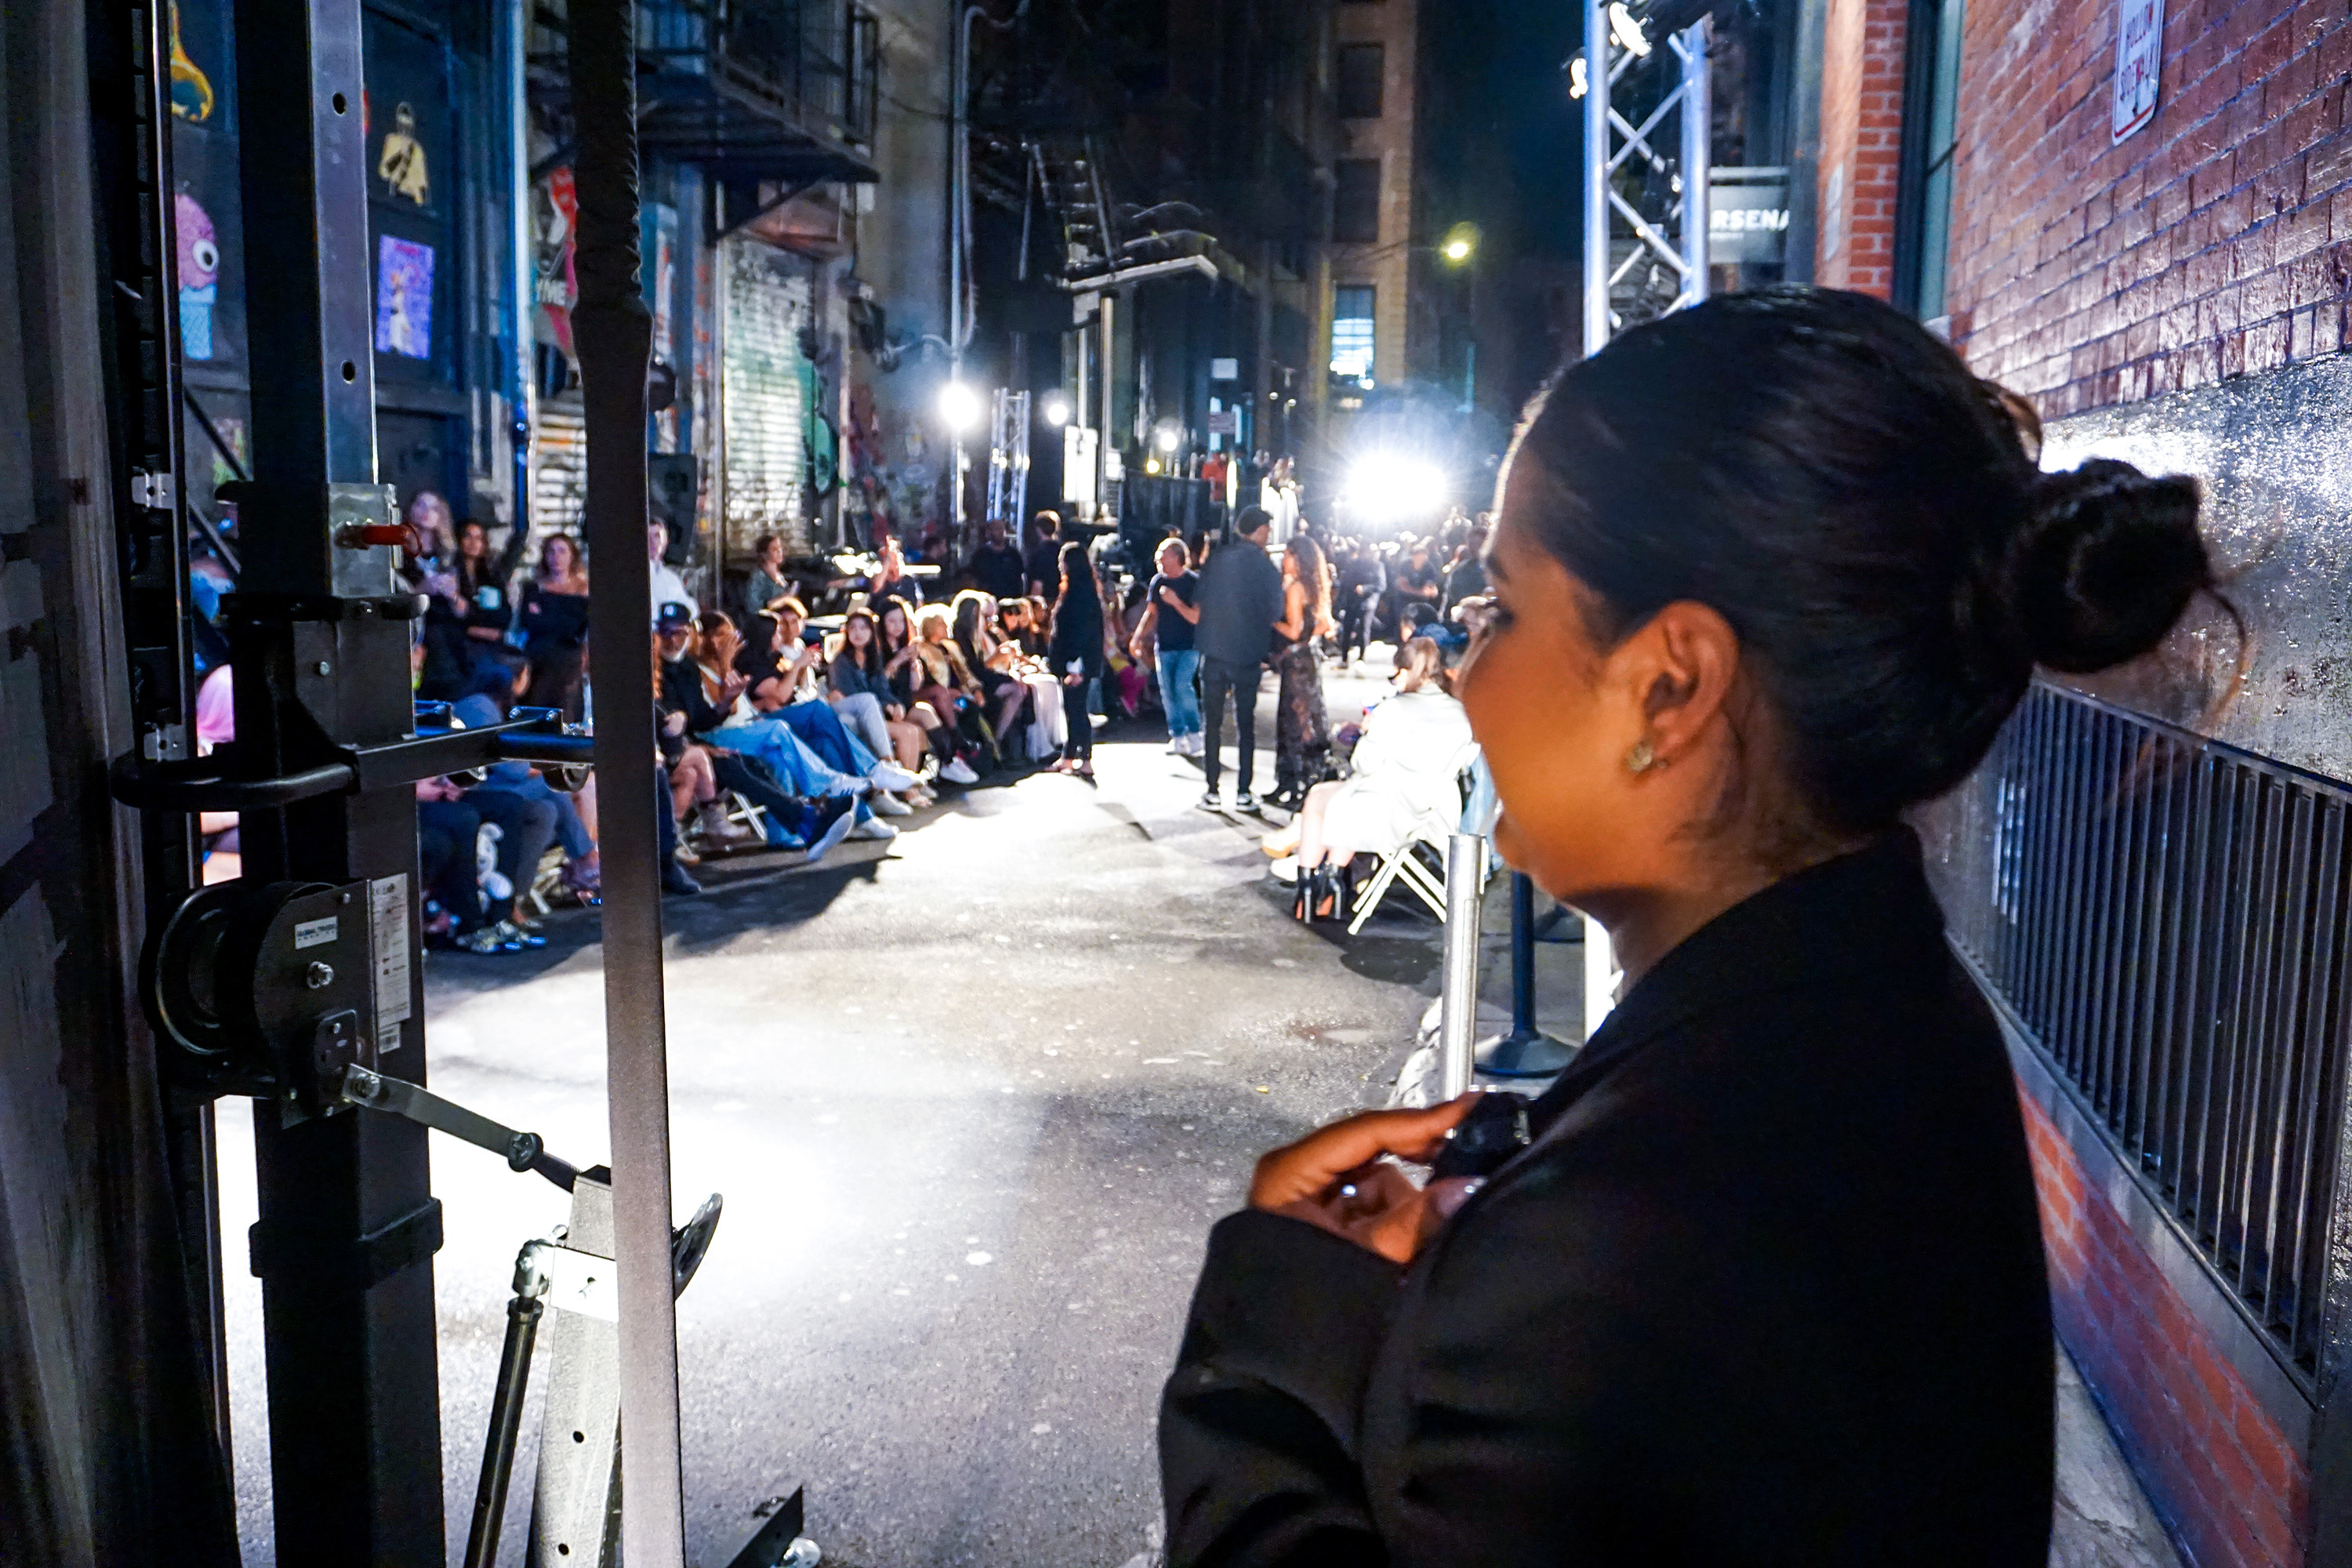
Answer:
[{"left": 1345, "top": 741, "right": 1485, "bottom": 935}]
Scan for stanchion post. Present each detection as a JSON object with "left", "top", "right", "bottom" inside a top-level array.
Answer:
[
  {"left": 1439, "top": 833, "right": 1484, "bottom": 1098},
  {"left": 1478, "top": 873, "right": 1577, "bottom": 1078}
]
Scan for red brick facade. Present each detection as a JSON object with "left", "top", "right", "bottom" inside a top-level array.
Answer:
[
  {"left": 2020, "top": 1089, "right": 2310, "bottom": 1566},
  {"left": 1945, "top": 0, "right": 2352, "bottom": 416},
  {"left": 1816, "top": 0, "right": 1909, "bottom": 296}
]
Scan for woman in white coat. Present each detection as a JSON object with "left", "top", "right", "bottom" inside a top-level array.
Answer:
[{"left": 1261, "top": 637, "right": 1475, "bottom": 917}]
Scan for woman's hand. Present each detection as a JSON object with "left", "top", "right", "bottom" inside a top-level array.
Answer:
[
  {"left": 1250, "top": 1097, "right": 1480, "bottom": 1265},
  {"left": 1063, "top": 671, "right": 1085, "bottom": 687},
  {"left": 885, "top": 703, "right": 906, "bottom": 720},
  {"left": 662, "top": 710, "right": 688, "bottom": 737}
]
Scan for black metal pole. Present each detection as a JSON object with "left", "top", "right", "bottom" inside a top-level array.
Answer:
[
  {"left": 568, "top": 0, "right": 687, "bottom": 1556},
  {"left": 463, "top": 1293, "right": 544, "bottom": 1568},
  {"left": 230, "top": 0, "right": 445, "bottom": 1556},
  {"left": 1476, "top": 872, "right": 1577, "bottom": 1078}
]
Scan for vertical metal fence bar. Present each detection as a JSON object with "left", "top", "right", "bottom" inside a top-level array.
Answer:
[
  {"left": 1947, "top": 681, "right": 2352, "bottom": 1388},
  {"left": 2263, "top": 796, "right": 2317, "bottom": 1327},
  {"left": 2285, "top": 802, "right": 2343, "bottom": 1361}
]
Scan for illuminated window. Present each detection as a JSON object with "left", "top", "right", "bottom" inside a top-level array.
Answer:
[{"left": 1330, "top": 285, "right": 1375, "bottom": 386}]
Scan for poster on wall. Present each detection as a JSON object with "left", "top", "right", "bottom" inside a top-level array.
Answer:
[
  {"left": 648, "top": 201, "right": 679, "bottom": 452},
  {"left": 2111, "top": 0, "right": 2163, "bottom": 143},
  {"left": 373, "top": 234, "right": 435, "bottom": 358}
]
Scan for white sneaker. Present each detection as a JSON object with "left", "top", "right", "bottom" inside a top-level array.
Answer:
[
  {"left": 848, "top": 815, "right": 898, "bottom": 841},
  {"left": 1165, "top": 737, "right": 1185, "bottom": 754},
  {"left": 868, "top": 759, "right": 920, "bottom": 792},
  {"left": 867, "top": 789, "right": 913, "bottom": 816},
  {"left": 1182, "top": 732, "right": 1206, "bottom": 757},
  {"left": 804, "top": 802, "right": 857, "bottom": 865},
  {"left": 1269, "top": 855, "right": 1301, "bottom": 885},
  {"left": 941, "top": 756, "right": 979, "bottom": 785}
]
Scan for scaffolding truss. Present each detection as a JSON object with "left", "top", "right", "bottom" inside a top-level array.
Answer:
[
  {"left": 1581, "top": 0, "right": 1711, "bottom": 356},
  {"left": 986, "top": 387, "right": 1031, "bottom": 528}
]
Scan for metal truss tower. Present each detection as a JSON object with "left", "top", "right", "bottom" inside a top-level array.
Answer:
[{"left": 1581, "top": 0, "right": 1712, "bottom": 355}]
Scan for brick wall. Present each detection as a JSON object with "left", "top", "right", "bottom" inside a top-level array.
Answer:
[
  {"left": 2020, "top": 1088, "right": 2310, "bottom": 1566},
  {"left": 1816, "top": 0, "right": 1908, "bottom": 296},
  {"left": 1946, "top": 0, "right": 2352, "bottom": 417}
]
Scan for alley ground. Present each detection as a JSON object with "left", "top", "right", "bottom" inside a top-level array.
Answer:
[{"left": 215, "top": 668, "right": 2180, "bottom": 1568}]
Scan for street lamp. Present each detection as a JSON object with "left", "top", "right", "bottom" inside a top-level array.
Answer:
[{"left": 1441, "top": 223, "right": 1479, "bottom": 265}]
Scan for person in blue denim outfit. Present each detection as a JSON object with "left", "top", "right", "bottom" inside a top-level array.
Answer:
[{"left": 1128, "top": 537, "right": 1203, "bottom": 757}]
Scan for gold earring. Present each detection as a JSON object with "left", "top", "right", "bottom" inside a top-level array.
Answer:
[{"left": 1624, "top": 738, "right": 1658, "bottom": 775}]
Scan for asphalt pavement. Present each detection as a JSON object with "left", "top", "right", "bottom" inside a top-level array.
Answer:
[{"left": 216, "top": 663, "right": 1552, "bottom": 1568}]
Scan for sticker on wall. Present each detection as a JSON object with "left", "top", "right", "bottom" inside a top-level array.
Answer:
[
  {"left": 169, "top": 1, "right": 214, "bottom": 122},
  {"left": 176, "top": 192, "right": 220, "bottom": 360},
  {"left": 378, "top": 102, "right": 431, "bottom": 205},
  {"left": 2111, "top": 0, "right": 2163, "bottom": 143},
  {"left": 373, "top": 234, "right": 435, "bottom": 359}
]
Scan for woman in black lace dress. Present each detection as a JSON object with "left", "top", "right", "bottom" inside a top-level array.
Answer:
[{"left": 1269, "top": 530, "right": 1334, "bottom": 810}]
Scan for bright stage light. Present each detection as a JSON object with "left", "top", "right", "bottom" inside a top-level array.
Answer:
[
  {"left": 937, "top": 380, "right": 983, "bottom": 434},
  {"left": 1342, "top": 452, "right": 1449, "bottom": 527},
  {"left": 1152, "top": 422, "right": 1182, "bottom": 452},
  {"left": 1042, "top": 394, "right": 1073, "bottom": 426}
]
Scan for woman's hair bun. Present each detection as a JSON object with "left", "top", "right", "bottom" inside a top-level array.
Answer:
[{"left": 2008, "top": 459, "right": 2210, "bottom": 674}]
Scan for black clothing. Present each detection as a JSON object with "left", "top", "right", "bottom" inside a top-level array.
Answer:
[
  {"left": 970, "top": 541, "right": 1026, "bottom": 600},
  {"left": 1195, "top": 542, "right": 1284, "bottom": 667},
  {"left": 1198, "top": 656, "right": 1261, "bottom": 796},
  {"left": 1049, "top": 590, "right": 1105, "bottom": 681},
  {"left": 518, "top": 582, "right": 591, "bottom": 651},
  {"left": 1160, "top": 831, "right": 2054, "bottom": 1567},
  {"left": 1060, "top": 681, "right": 1093, "bottom": 762},
  {"left": 659, "top": 653, "right": 735, "bottom": 738},
  {"left": 1025, "top": 539, "right": 1064, "bottom": 603},
  {"left": 1147, "top": 570, "right": 1200, "bottom": 652},
  {"left": 1441, "top": 556, "right": 1487, "bottom": 612},
  {"left": 1390, "top": 558, "right": 1441, "bottom": 633}
]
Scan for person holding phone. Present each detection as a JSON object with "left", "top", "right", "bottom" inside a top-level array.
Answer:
[{"left": 1159, "top": 288, "right": 2225, "bottom": 1566}]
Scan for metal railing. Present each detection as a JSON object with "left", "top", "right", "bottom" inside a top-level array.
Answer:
[
  {"left": 1933, "top": 680, "right": 2352, "bottom": 1391},
  {"left": 634, "top": 0, "right": 878, "bottom": 146}
]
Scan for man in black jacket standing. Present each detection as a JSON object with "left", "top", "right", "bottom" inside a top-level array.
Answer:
[{"left": 1192, "top": 508, "right": 1284, "bottom": 811}]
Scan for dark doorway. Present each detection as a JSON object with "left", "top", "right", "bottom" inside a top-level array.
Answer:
[{"left": 377, "top": 408, "right": 466, "bottom": 517}]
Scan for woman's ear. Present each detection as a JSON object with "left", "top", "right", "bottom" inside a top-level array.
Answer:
[{"left": 1612, "top": 601, "right": 1740, "bottom": 768}]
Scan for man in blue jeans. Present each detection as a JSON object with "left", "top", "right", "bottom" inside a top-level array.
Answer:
[
  {"left": 1191, "top": 508, "right": 1284, "bottom": 811},
  {"left": 1128, "top": 536, "right": 1202, "bottom": 756}
]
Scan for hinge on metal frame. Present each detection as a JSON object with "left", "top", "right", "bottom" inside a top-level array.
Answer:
[
  {"left": 142, "top": 722, "right": 187, "bottom": 762},
  {"left": 130, "top": 470, "right": 176, "bottom": 510}
]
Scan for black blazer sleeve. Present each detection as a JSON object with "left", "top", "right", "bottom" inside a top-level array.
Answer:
[
  {"left": 659, "top": 658, "right": 731, "bottom": 738},
  {"left": 1159, "top": 1211, "right": 1398, "bottom": 1567}
]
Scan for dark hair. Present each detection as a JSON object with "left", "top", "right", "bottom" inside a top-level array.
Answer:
[
  {"left": 876, "top": 593, "right": 919, "bottom": 654},
  {"left": 834, "top": 607, "right": 884, "bottom": 675},
  {"left": 1055, "top": 540, "right": 1101, "bottom": 619},
  {"left": 1236, "top": 506, "right": 1272, "bottom": 537},
  {"left": 1507, "top": 286, "right": 2216, "bottom": 833}
]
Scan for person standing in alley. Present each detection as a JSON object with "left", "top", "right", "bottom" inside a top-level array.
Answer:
[
  {"left": 1192, "top": 507, "right": 1283, "bottom": 811},
  {"left": 970, "top": 517, "right": 1027, "bottom": 600},
  {"left": 1026, "top": 510, "right": 1065, "bottom": 604},
  {"left": 1160, "top": 288, "right": 2223, "bottom": 1564},
  {"left": 1049, "top": 540, "right": 1105, "bottom": 781},
  {"left": 1130, "top": 535, "right": 1203, "bottom": 755}
]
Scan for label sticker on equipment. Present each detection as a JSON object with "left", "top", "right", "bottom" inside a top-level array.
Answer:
[
  {"left": 368, "top": 875, "right": 413, "bottom": 1036},
  {"left": 294, "top": 916, "right": 339, "bottom": 949}
]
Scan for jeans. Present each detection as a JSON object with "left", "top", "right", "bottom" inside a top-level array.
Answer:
[
  {"left": 710, "top": 752, "right": 833, "bottom": 847},
  {"left": 829, "top": 691, "right": 895, "bottom": 763},
  {"left": 486, "top": 772, "right": 595, "bottom": 861},
  {"left": 463, "top": 786, "right": 559, "bottom": 922},
  {"left": 417, "top": 800, "right": 484, "bottom": 923},
  {"left": 715, "top": 718, "right": 867, "bottom": 800},
  {"left": 1155, "top": 648, "right": 1201, "bottom": 740},
  {"left": 775, "top": 698, "right": 880, "bottom": 776},
  {"left": 1198, "top": 655, "right": 1261, "bottom": 795}
]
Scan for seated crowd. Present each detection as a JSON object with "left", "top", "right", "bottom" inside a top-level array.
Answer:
[{"left": 189, "top": 486, "right": 1486, "bottom": 956}]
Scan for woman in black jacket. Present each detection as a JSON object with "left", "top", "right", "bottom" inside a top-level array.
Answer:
[
  {"left": 1160, "top": 288, "right": 2223, "bottom": 1566},
  {"left": 1047, "top": 539, "right": 1105, "bottom": 780}
]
